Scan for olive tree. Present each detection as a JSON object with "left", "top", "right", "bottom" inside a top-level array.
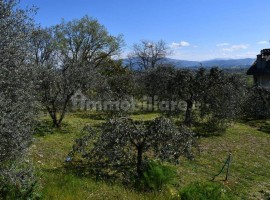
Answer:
[
  {"left": 139, "top": 65, "right": 176, "bottom": 111},
  {"left": 0, "top": 0, "right": 35, "bottom": 165},
  {"left": 32, "top": 16, "right": 123, "bottom": 127},
  {"left": 0, "top": 0, "right": 37, "bottom": 198},
  {"left": 172, "top": 69, "right": 196, "bottom": 125},
  {"left": 68, "top": 117, "right": 195, "bottom": 180},
  {"left": 99, "top": 59, "right": 135, "bottom": 102},
  {"left": 171, "top": 68, "right": 208, "bottom": 125},
  {"left": 204, "top": 68, "right": 246, "bottom": 122},
  {"left": 242, "top": 86, "right": 270, "bottom": 119}
]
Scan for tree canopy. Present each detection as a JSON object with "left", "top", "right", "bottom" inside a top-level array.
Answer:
[
  {"left": 68, "top": 117, "right": 195, "bottom": 180},
  {"left": 32, "top": 16, "right": 123, "bottom": 127}
]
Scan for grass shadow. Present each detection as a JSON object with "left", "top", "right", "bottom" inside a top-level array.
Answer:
[
  {"left": 71, "top": 111, "right": 109, "bottom": 120},
  {"left": 192, "top": 122, "right": 226, "bottom": 138},
  {"left": 34, "top": 119, "right": 72, "bottom": 136},
  {"left": 240, "top": 118, "right": 270, "bottom": 134}
]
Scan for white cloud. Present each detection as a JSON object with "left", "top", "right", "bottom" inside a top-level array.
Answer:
[
  {"left": 170, "top": 41, "right": 190, "bottom": 48},
  {"left": 216, "top": 43, "right": 230, "bottom": 47},
  {"left": 234, "top": 51, "right": 257, "bottom": 58},
  {"left": 257, "top": 40, "right": 268, "bottom": 44},
  {"left": 222, "top": 44, "right": 248, "bottom": 52}
]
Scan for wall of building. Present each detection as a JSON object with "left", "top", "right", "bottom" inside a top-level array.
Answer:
[{"left": 258, "top": 74, "right": 270, "bottom": 87}]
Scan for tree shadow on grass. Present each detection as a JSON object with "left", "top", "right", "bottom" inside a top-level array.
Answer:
[
  {"left": 34, "top": 119, "right": 71, "bottom": 136},
  {"left": 61, "top": 160, "right": 137, "bottom": 189},
  {"left": 240, "top": 118, "right": 270, "bottom": 134},
  {"left": 72, "top": 111, "right": 116, "bottom": 121},
  {"left": 72, "top": 110, "right": 162, "bottom": 121},
  {"left": 192, "top": 122, "right": 226, "bottom": 138}
]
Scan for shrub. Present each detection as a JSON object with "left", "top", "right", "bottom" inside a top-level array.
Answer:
[
  {"left": 139, "top": 160, "right": 176, "bottom": 192},
  {"left": 0, "top": 161, "right": 41, "bottom": 200}
]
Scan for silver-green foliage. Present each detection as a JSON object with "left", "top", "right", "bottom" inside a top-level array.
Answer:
[
  {"left": 0, "top": 0, "right": 37, "bottom": 198},
  {"left": 69, "top": 117, "right": 195, "bottom": 181},
  {"left": 32, "top": 16, "right": 123, "bottom": 127},
  {"left": 0, "top": 0, "right": 35, "bottom": 164}
]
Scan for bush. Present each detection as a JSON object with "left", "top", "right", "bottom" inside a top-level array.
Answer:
[
  {"left": 179, "top": 181, "right": 236, "bottom": 200},
  {"left": 139, "top": 160, "right": 176, "bottom": 191},
  {"left": 0, "top": 161, "right": 41, "bottom": 200}
]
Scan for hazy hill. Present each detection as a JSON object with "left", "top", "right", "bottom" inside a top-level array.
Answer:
[{"left": 124, "top": 58, "right": 255, "bottom": 69}]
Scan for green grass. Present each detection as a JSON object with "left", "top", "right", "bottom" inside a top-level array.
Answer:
[
  {"left": 178, "top": 123, "right": 270, "bottom": 199},
  {"left": 30, "top": 112, "right": 270, "bottom": 199},
  {"left": 40, "top": 172, "right": 172, "bottom": 200}
]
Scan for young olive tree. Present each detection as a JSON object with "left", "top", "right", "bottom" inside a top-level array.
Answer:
[
  {"left": 239, "top": 85, "right": 268, "bottom": 119},
  {"left": 204, "top": 68, "right": 246, "bottom": 123},
  {"left": 99, "top": 59, "right": 135, "bottom": 102},
  {"left": 31, "top": 16, "right": 123, "bottom": 127},
  {"left": 68, "top": 117, "right": 195, "bottom": 180},
  {"left": 139, "top": 65, "right": 176, "bottom": 111},
  {"left": 172, "top": 69, "right": 196, "bottom": 125}
]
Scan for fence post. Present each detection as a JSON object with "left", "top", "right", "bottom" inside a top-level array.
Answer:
[{"left": 212, "top": 153, "right": 232, "bottom": 181}]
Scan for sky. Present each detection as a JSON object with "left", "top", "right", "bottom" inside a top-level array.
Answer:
[{"left": 20, "top": 0, "right": 270, "bottom": 61}]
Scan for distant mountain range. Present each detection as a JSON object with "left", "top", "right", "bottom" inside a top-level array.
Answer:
[
  {"left": 165, "top": 58, "right": 255, "bottom": 68},
  {"left": 123, "top": 58, "right": 255, "bottom": 69}
]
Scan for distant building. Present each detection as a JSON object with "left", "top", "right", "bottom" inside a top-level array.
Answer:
[
  {"left": 247, "top": 49, "right": 270, "bottom": 87},
  {"left": 70, "top": 89, "right": 89, "bottom": 110}
]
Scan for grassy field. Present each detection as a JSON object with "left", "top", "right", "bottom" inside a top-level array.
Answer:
[{"left": 30, "top": 112, "right": 270, "bottom": 199}]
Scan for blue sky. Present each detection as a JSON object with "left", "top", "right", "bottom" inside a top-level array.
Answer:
[{"left": 20, "top": 0, "right": 270, "bottom": 61}]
